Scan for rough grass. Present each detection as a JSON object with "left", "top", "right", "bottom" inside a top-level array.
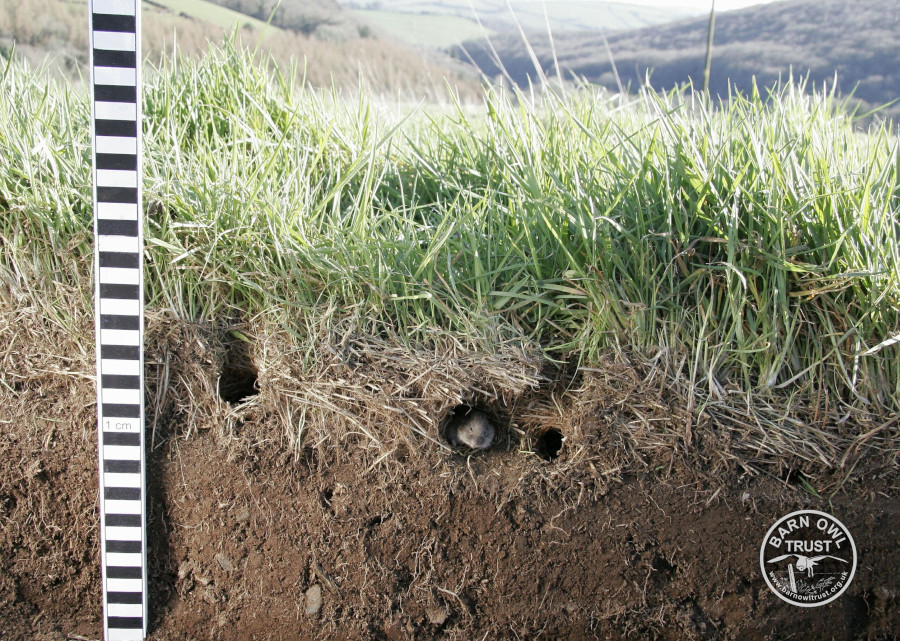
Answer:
[{"left": 0, "top": 41, "right": 897, "bottom": 471}]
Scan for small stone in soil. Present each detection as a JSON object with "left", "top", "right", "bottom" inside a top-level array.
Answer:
[
  {"left": 426, "top": 605, "right": 449, "bottom": 626},
  {"left": 177, "top": 560, "right": 194, "bottom": 580},
  {"left": 201, "top": 585, "right": 221, "bottom": 605},
  {"left": 305, "top": 584, "right": 323, "bottom": 615},
  {"left": 215, "top": 552, "right": 234, "bottom": 572}
]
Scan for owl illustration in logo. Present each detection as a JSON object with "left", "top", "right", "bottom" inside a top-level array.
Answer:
[{"left": 767, "top": 554, "right": 848, "bottom": 578}]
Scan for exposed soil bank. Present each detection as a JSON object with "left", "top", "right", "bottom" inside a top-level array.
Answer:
[{"left": 2, "top": 311, "right": 897, "bottom": 640}]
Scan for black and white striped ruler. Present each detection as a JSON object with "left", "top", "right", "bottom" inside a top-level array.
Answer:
[{"left": 89, "top": 0, "right": 146, "bottom": 639}]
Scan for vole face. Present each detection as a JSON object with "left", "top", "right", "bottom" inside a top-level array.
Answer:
[{"left": 447, "top": 410, "right": 495, "bottom": 450}]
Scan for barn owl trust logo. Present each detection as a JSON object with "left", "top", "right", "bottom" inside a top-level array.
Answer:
[{"left": 760, "top": 510, "right": 857, "bottom": 607}]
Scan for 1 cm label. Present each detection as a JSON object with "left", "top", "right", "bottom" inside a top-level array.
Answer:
[{"left": 104, "top": 420, "right": 137, "bottom": 431}]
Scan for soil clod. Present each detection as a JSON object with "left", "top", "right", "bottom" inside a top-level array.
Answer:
[
  {"left": 305, "top": 584, "right": 323, "bottom": 615},
  {"left": 214, "top": 553, "right": 234, "bottom": 573},
  {"left": 426, "top": 604, "right": 449, "bottom": 626}
]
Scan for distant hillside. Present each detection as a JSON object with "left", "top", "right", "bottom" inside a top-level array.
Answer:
[
  {"left": 454, "top": 0, "right": 900, "bottom": 118},
  {"left": 0, "top": 0, "right": 480, "bottom": 99},
  {"left": 205, "top": 0, "right": 347, "bottom": 35},
  {"left": 339, "top": 0, "right": 696, "bottom": 44}
]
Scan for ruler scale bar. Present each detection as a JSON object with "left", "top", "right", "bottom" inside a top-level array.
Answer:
[
  {"left": 108, "top": 616, "right": 143, "bottom": 629},
  {"left": 100, "top": 329, "right": 140, "bottom": 346},
  {"left": 107, "top": 540, "right": 143, "bottom": 553},
  {"left": 101, "top": 300, "right": 141, "bottom": 317},
  {"left": 95, "top": 102, "right": 138, "bottom": 121},
  {"left": 97, "top": 154, "right": 139, "bottom": 171},
  {"left": 90, "top": 1, "right": 146, "bottom": 639},
  {"left": 97, "top": 139, "right": 138, "bottom": 156},
  {"left": 95, "top": 85, "right": 139, "bottom": 102},
  {"left": 104, "top": 473, "right": 142, "bottom": 488},
  {"left": 98, "top": 219, "right": 139, "bottom": 235},
  {"left": 106, "top": 487, "right": 142, "bottom": 500},
  {"left": 98, "top": 187, "right": 139, "bottom": 203},
  {"left": 103, "top": 445, "right": 142, "bottom": 460},
  {"left": 99, "top": 268, "right": 140, "bottom": 285},
  {"left": 103, "top": 458, "right": 141, "bottom": 473},
  {"left": 94, "top": 49, "right": 138, "bottom": 68},
  {"left": 103, "top": 431, "right": 141, "bottom": 445},
  {"left": 100, "top": 285, "right": 141, "bottom": 300},
  {"left": 101, "top": 316, "right": 141, "bottom": 331},
  {"left": 94, "top": 66, "right": 137, "bottom": 82},
  {"left": 92, "top": 15, "right": 136, "bottom": 31},
  {"left": 102, "top": 374, "right": 141, "bottom": 388},
  {"left": 101, "top": 344, "right": 141, "bottom": 359},
  {"left": 93, "top": 32, "right": 137, "bottom": 52},
  {"left": 97, "top": 170, "right": 139, "bottom": 188},
  {"left": 96, "top": 119, "right": 138, "bottom": 137}
]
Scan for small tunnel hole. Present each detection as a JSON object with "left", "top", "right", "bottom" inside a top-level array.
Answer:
[
  {"left": 219, "top": 333, "right": 258, "bottom": 404},
  {"left": 445, "top": 404, "right": 473, "bottom": 422},
  {"left": 780, "top": 468, "right": 802, "bottom": 487},
  {"left": 535, "top": 428, "right": 563, "bottom": 461}
]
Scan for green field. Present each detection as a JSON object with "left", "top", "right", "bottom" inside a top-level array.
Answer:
[{"left": 350, "top": 9, "right": 488, "bottom": 47}]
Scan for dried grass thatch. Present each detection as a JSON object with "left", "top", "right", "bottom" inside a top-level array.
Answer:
[{"left": 5, "top": 289, "right": 895, "bottom": 499}]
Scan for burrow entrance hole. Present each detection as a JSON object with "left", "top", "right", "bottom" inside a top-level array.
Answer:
[
  {"left": 535, "top": 428, "right": 564, "bottom": 461},
  {"left": 218, "top": 332, "right": 258, "bottom": 404},
  {"left": 439, "top": 401, "right": 565, "bottom": 461}
]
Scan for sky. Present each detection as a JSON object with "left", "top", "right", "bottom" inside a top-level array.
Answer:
[{"left": 612, "top": 0, "right": 780, "bottom": 10}]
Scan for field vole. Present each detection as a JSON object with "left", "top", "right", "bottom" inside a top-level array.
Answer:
[{"left": 446, "top": 410, "right": 495, "bottom": 450}]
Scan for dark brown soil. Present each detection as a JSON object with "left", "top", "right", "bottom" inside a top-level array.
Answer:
[{"left": 2, "top": 309, "right": 898, "bottom": 641}]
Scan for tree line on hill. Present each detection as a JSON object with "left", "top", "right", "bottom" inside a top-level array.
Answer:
[{"left": 206, "top": 0, "right": 345, "bottom": 35}]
